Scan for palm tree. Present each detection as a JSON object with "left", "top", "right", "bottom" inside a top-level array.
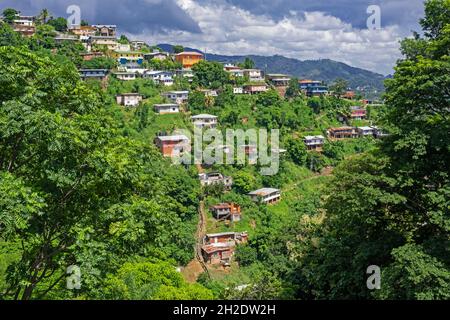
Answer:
[{"left": 38, "top": 9, "right": 50, "bottom": 24}]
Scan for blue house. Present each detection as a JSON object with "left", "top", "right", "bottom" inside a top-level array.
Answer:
[{"left": 299, "top": 80, "right": 329, "bottom": 97}]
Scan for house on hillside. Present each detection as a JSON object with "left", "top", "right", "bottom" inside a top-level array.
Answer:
[
  {"left": 112, "top": 51, "right": 144, "bottom": 66},
  {"left": 191, "top": 114, "right": 218, "bottom": 129},
  {"left": 89, "top": 36, "right": 119, "bottom": 51},
  {"left": 143, "top": 71, "right": 174, "bottom": 86},
  {"left": 266, "top": 74, "right": 291, "bottom": 87},
  {"left": 162, "top": 91, "right": 189, "bottom": 104},
  {"left": 357, "top": 126, "right": 376, "bottom": 137},
  {"left": 154, "top": 135, "right": 190, "bottom": 157},
  {"left": 248, "top": 188, "right": 282, "bottom": 205},
  {"left": 154, "top": 104, "right": 180, "bottom": 114},
  {"left": 299, "top": 80, "right": 329, "bottom": 97},
  {"left": 92, "top": 25, "right": 117, "bottom": 37},
  {"left": 243, "top": 69, "right": 264, "bottom": 82},
  {"left": 233, "top": 87, "right": 244, "bottom": 94},
  {"left": 79, "top": 69, "right": 108, "bottom": 81},
  {"left": 13, "top": 17, "right": 36, "bottom": 37},
  {"left": 243, "top": 83, "right": 268, "bottom": 94},
  {"left": 175, "top": 52, "right": 204, "bottom": 69},
  {"left": 303, "top": 135, "right": 325, "bottom": 151},
  {"left": 144, "top": 52, "right": 169, "bottom": 61},
  {"left": 350, "top": 106, "right": 367, "bottom": 120},
  {"left": 201, "top": 232, "right": 248, "bottom": 265},
  {"left": 327, "top": 127, "right": 358, "bottom": 139},
  {"left": 130, "top": 40, "right": 146, "bottom": 51},
  {"left": 113, "top": 71, "right": 137, "bottom": 81},
  {"left": 199, "top": 172, "right": 233, "bottom": 190},
  {"left": 210, "top": 203, "right": 242, "bottom": 222},
  {"left": 70, "top": 26, "right": 96, "bottom": 37},
  {"left": 116, "top": 93, "right": 143, "bottom": 107}
]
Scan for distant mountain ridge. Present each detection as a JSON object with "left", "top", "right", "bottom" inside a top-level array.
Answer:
[{"left": 157, "top": 44, "right": 386, "bottom": 93}]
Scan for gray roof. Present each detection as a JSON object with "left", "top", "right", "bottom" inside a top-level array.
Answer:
[
  {"left": 156, "top": 135, "right": 189, "bottom": 142},
  {"left": 249, "top": 188, "right": 280, "bottom": 196}
]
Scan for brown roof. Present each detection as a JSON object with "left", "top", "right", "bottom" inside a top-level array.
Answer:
[{"left": 202, "top": 244, "right": 233, "bottom": 255}]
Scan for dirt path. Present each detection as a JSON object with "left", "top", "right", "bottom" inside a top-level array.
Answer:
[{"left": 181, "top": 165, "right": 210, "bottom": 283}]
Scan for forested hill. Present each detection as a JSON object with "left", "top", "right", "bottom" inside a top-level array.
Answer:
[{"left": 157, "top": 44, "right": 386, "bottom": 92}]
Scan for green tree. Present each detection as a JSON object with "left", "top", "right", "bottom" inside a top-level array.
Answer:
[
  {"left": 102, "top": 260, "right": 213, "bottom": 300},
  {"left": 238, "top": 57, "right": 255, "bottom": 69},
  {"left": 291, "top": 0, "right": 450, "bottom": 300},
  {"left": 192, "top": 60, "right": 229, "bottom": 89},
  {"left": 173, "top": 45, "right": 184, "bottom": 54},
  {"left": 48, "top": 17, "right": 68, "bottom": 32},
  {"left": 329, "top": 78, "right": 349, "bottom": 96},
  {"left": 2, "top": 8, "right": 18, "bottom": 24},
  {"left": 286, "top": 138, "right": 308, "bottom": 166},
  {"left": 285, "top": 77, "right": 301, "bottom": 99}
]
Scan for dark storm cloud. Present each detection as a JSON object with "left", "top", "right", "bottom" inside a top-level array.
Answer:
[
  {"left": 0, "top": 0, "right": 201, "bottom": 34},
  {"left": 213, "top": 0, "right": 424, "bottom": 32}
]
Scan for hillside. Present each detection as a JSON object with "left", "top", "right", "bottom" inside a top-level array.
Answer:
[{"left": 157, "top": 44, "right": 386, "bottom": 93}]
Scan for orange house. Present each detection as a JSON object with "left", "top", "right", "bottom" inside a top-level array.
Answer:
[
  {"left": 154, "top": 135, "right": 190, "bottom": 157},
  {"left": 175, "top": 52, "right": 204, "bottom": 69}
]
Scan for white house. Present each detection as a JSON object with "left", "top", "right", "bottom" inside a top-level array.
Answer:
[
  {"left": 243, "top": 69, "right": 264, "bottom": 82},
  {"left": 357, "top": 126, "right": 376, "bottom": 137},
  {"left": 303, "top": 135, "right": 325, "bottom": 150},
  {"left": 162, "top": 91, "right": 189, "bottom": 104},
  {"left": 191, "top": 114, "right": 218, "bottom": 129},
  {"left": 248, "top": 188, "right": 282, "bottom": 205},
  {"left": 144, "top": 71, "right": 174, "bottom": 86},
  {"left": 233, "top": 87, "right": 244, "bottom": 94},
  {"left": 116, "top": 93, "right": 143, "bottom": 107},
  {"left": 154, "top": 104, "right": 180, "bottom": 114},
  {"left": 113, "top": 72, "right": 137, "bottom": 81}
]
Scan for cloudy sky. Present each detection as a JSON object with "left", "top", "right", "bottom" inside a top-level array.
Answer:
[{"left": 0, "top": 0, "right": 426, "bottom": 74}]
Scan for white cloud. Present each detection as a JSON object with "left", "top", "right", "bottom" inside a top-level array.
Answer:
[{"left": 129, "top": 0, "right": 403, "bottom": 74}]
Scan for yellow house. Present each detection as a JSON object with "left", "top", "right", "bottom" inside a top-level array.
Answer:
[{"left": 175, "top": 52, "right": 204, "bottom": 69}]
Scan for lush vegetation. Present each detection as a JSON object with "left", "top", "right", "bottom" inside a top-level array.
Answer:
[{"left": 0, "top": 0, "right": 449, "bottom": 301}]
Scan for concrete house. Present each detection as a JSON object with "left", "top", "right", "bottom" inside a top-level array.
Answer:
[
  {"left": 116, "top": 93, "right": 143, "bottom": 107},
  {"left": 249, "top": 188, "right": 282, "bottom": 205},
  {"left": 327, "top": 127, "right": 358, "bottom": 139},
  {"left": 210, "top": 203, "right": 242, "bottom": 222},
  {"left": 154, "top": 135, "right": 190, "bottom": 157},
  {"left": 143, "top": 71, "right": 174, "bottom": 86},
  {"left": 357, "top": 126, "right": 376, "bottom": 137},
  {"left": 243, "top": 83, "right": 268, "bottom": 94},
  {"left": 154, "top": 104, "right": 180, "bottom": 114},
  {"left": 304, "top": 135, "right": 325, "bottom": 151},
  {"left": 191, "top": 114, "right": 218, "bottom": 129},
  {"left": 199, "top": 172, "right": 233, "bottom": 190},
  {"left": 144, "top": 52, "right": 169, "bottom": 61},
  {"left": 266, "top": 74, "right": 291, "bottom": 87},
  {"left": 243, "top": 69, "right": 264, "bottom": 82},
  {"left": 175, "top": 52, "right": 204, "bottom": 69},
  {"left": 201, "top": 232, "right": 248, "bottom": 265},
  {"left": 299, "top": 80, "right": 329, "bottom": 97},
  {"left": 162, "top": 91, "right": 189, "bottom": 104},
  {"left": 350, "top": 106, "right": 367, "bottom": 120},
  {"left": 113, "top": 72, "right": 137, "bottom": 81},
  {"left": 92, "top": 25, "right": 117, "bottom": 37},
  {"left": 79, "top": 69, "right": 108, "bottom": 81},
  {"left": 89, "top": 36, "right": 119, "bottom": 51},
  {"left": 233, "top": 87, "right": 244, "bottom": 94}
]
